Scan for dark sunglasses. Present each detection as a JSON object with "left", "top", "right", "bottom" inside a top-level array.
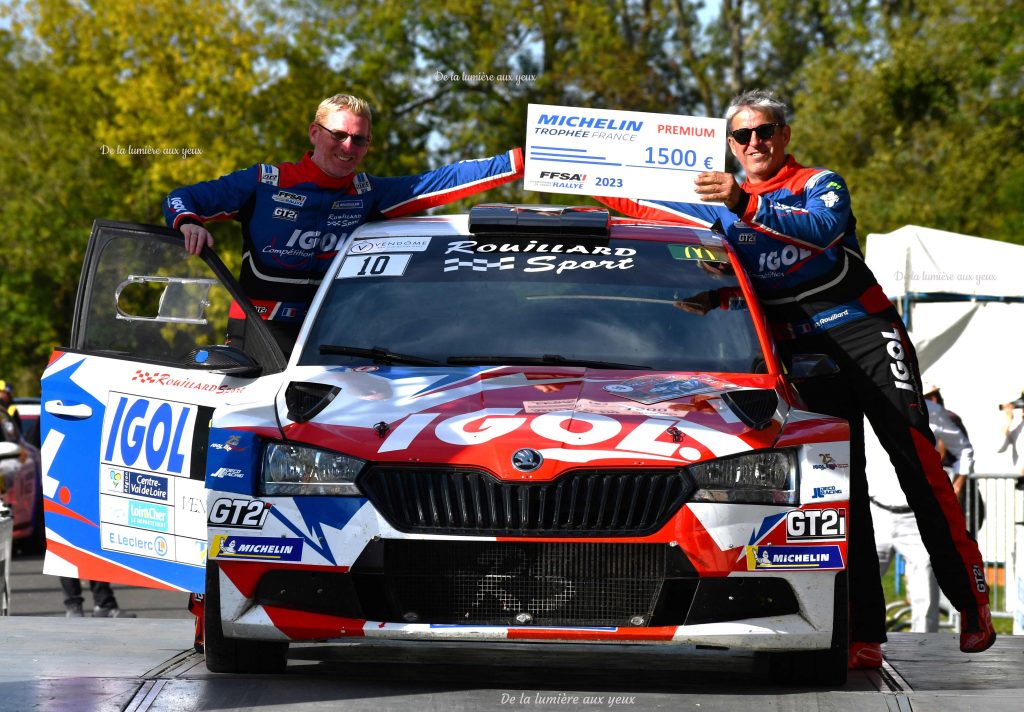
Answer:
[
  {"left": 728, "top": 122, "right": 784, "bottom": 145},
  {"left": 316, "top": 123, "right": 371, "bottom": 147}
]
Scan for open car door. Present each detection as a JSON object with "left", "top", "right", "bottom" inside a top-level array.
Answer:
[{"left": 41, "top": 222, "right": 287, "bottom": 593}]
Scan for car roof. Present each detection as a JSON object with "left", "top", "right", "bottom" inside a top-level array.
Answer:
[{"left": 348, "top": 206, "right": 724, "bottom": 249}]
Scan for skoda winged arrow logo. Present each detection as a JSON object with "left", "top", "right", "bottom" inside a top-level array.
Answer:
[{"left": 512, "top": 448, "right": 543, "bottom": 472}]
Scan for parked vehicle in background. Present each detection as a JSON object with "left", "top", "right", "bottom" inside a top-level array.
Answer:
[
  {"left": 13, "top": 397, "right": 41, "bottom": 448},
  {"left": 0, "top": 403, "right": 43, "bottom": 549}
]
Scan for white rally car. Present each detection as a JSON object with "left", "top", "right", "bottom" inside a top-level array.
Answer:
[{"left": 41, "top": 206, "right": 850, "bottom": 683}]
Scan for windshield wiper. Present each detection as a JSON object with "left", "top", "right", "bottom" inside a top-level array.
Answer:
[
  {"left": 319, "top": 345, "right": 439, "bottom": 366},
  {"left": 446, "top": 354, "right": 652, "bottom": 370}
]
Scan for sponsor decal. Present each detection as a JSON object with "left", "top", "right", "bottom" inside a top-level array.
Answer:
[
  {"left": 820, "top": 191, "right": 840, "bottom": 209},
  {"left": 108, "top": 469, "right": 172, "bottom": 501},
  {"left": 128, "top": 500, "right": 171, "bottom": 532},
  {"left": 445, "top": 240, "right": 636, "bottom": 257},
  {"left": 757, "top": 245, "right": 812, "bottom": 274},
  {"left": 209, "top": 467, "right": 245, "bottom": 479},
  {"left": 102, "top": 522, "right": 172, "bottom": 559},
  {"left": 210, "top": 435, "right": 245, "bottom": 453},
  {"left": 745, "top": 545, "right": 844, "bottom": 570},
  {"left": 350, "top": 237, "right": 432, "bottom": 254},
  {"left": 272, "top": 190, "right": 306, "bottom": 206},
  {"left": 378, "top": 407, "right": 710, "bottom": 460},
  {"left": 168, "top": 196, "right": 187, "bottom": 213},
  {"left": 812, "top": 485, "right": 843, "bottom": 499},
  {"left": 333, "top": 199, "right": 363, "bottom": 210},
  {"left": 603, "top": 374, "right": 732, "bottom": 404},
  {"left": 881, "top": 326, "right": 917, "bottom": 393},
  {"left": 272, "top": 207, "right": 299, "bottom": 221},
  {"left": 668, "top": 244, "right": 727, "bottom": 262},
  {"left": 102, "top": 395, "right": 195, "bottom": 477},
  {"left": 353, "top": 173, "right": 371, "bottom": 194},
  {"left": 284, "top": 229, "right": 339, "bottom": 253},
  {"left": 210, "top": 535, "right": 304, "bottom": 561},
  {"left": 129, "top": 370, "right": 246, "bottom": 394},
  {"left": 808, "top": 304, "right": 866, "bottom": 332},
  {"left": 327, "top": 213, "right": 362, "bottom": 228},
  {"left": 786, "top": 508, "right": 846, "bottom": 541},
  {"left": 539, "top": 171, "right": 585, "bottom": 181},
  {"left": 259, "top": 165, "right": 280, "bottom": 185},
  {"left": 208, "top": 498, "right": 271, "bottom": 528},
  {"left": 536, "top": 112, "right": 644, "bottom": 132},
  {"left": 811, "top": 453, "right": 849, "bottom": 471}
]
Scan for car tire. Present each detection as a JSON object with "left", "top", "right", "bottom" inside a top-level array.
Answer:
[
  {"left": 766, "top": 570, "right": 849, "bottom": 686},
  {"left": 204, "top": 560, "right": 289, "bottom": 674}
]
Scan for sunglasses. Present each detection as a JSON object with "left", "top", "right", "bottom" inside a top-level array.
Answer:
[
  {"left": 728, "top": 122, "right": 784, "bottom": 145},
  {"left": 315, "top": 123, "right": 371, "bottom": 147}
]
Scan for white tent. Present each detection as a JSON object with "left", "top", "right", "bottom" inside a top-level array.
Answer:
[{"left": 865, "top": 224, "right": 1024, "bottom": 477}]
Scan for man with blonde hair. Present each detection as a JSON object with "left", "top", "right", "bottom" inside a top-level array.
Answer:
[{"left": 165, "top": 93, "right": 523, "bottom": 352}]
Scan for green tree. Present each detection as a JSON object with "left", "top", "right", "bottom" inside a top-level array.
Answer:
[{"left": 791, "top": 0, "right": 1024, "bottom": 243}]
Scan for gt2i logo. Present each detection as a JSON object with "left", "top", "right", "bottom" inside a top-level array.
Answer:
[
  {"left": 786, "top": 508, "right": 846, "bottom": 541},
  {"left": 972, "top": 564, "right": 988, "bottom": 594},
  {"left": 208, "top": 498, "right": 271, "bottom": 529},
  {"left": 881, "top": 327, "right": 916, "bottom": 392},
  {"left": 757, "top": 245, "right": 812, "bottom": 273},
  {"left": 102, "top": 395, "right": 196, "bottom": 476},
  {"left": 272, "top": 207, "right": 298, "bottom": 221}
]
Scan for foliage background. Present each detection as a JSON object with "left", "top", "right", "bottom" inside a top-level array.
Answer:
[{"left": 1, "top": 0, "right": 1021, "bottom": 392}]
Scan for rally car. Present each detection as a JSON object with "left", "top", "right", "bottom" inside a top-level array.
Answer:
[{"left": 40, "top": 206, "right": 850, "bottom": 684}]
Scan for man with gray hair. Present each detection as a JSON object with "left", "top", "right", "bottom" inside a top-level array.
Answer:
[
  {"left": 165, "top": 93, "right": 523, "bottom": 352},
  {"left": 599, "top": 88, "right": 995, "bottom": 668}
]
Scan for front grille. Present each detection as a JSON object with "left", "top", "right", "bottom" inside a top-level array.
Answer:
[
  {"left": 359, "top": 466, "right": 695, "bottom": 536},
  {"left": 383, "top": 541, "right": 665, "bottom": 626}
]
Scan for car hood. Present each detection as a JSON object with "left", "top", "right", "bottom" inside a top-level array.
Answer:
[{"left": 279, "top": 367, "right": 787, "bottom": 479}]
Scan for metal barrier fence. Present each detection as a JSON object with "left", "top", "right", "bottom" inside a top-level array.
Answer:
[{"left": 968, "top": 472, "right": 1024, "bottom": 619}]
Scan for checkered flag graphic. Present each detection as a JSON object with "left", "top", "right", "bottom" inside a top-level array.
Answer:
[{"left": 443, "top": 256, "right": 516, "bottom": 272}]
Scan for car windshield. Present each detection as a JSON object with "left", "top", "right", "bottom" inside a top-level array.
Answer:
[{"left": 298, "top": 233, "right": 765, "bottom": 372}]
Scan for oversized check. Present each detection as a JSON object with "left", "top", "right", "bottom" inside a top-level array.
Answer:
[{"left": 524, "top": 104, "right": 726, "bottom": 203}]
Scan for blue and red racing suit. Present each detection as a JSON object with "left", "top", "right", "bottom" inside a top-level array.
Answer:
[
  {"left": 599, "top": 155, "right": 990, "bottom": 643},
  {"left": 164, "top": 148, "right": 523, "bottom": 325}
]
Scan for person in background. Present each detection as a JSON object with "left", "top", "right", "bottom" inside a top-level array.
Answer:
[
  {"left": 0, "top": 380, "right": 21, "bottom": 434},
  {"left": 598, "top": 88, "right": 995, "bottom": 668},
  {"left": 60, "top": 577, "right": 136, "bottom": 618}
]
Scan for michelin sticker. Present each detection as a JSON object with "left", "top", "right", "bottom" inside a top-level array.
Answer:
[
  {"left": 211, "top": 535, "right": 304, "bottom": 561},
  {"left": 745, "top": 545, "right": 844, "bottom": 570}
]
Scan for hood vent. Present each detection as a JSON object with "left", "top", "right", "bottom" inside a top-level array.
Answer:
[
  {"left": 720, "top": 389, "right": 779, "bottom": 430},
  {"left": 285, "top": 381, "right": 340, "bottom": 423}
]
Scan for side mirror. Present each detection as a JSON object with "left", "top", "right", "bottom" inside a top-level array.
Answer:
[
  {"left": 182, "top": 345, "right": 263, "bottom": 377},
  {"left": 788, "top": 353, "right": 840, "bottom": 382}
]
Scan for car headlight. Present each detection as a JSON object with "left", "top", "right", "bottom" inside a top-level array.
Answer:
[
  {"left": 688, "top": 449, "right": 798, "bottom": 504},
  {"left": 260, "top": 441, "right": 365, "bottom": 496}
]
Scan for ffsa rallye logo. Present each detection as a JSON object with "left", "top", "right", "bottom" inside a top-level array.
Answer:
[{"left": 537, "top": 171, "right": 586, "bottom": 189}]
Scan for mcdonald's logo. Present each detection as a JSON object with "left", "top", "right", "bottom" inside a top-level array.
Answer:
[{"left": 668, "top": 244, "right": 725, "bottom": 262}]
